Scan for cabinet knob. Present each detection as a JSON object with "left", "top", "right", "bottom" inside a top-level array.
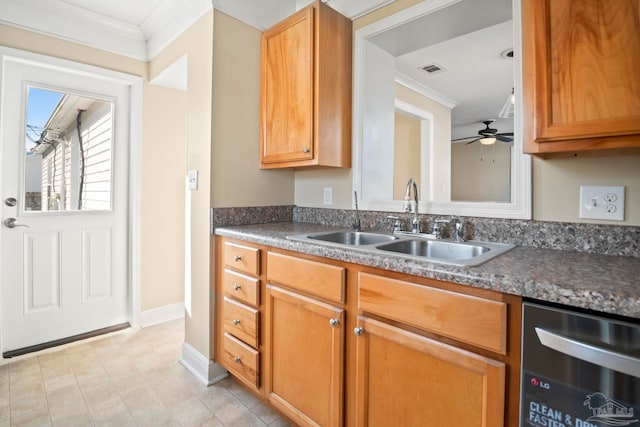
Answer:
[
  {"left": 329, "top": 318, "right": 340, "bottom": 327},
  {"left": 233, "top": 319, "right": 241, "bottom": 326},
  {"left": 303, "top": 147, "right": 310, "bottom": 153},
  {"left": 354, "top": 327, "right": 364, "bottom": 336},
  {"left": 233, "top": 284, "right": 241, "bottom": 291},
  {"left": 233, "top": 356, "right": 241, "bottom": 364},
  {"left": 234, "top": 255, "right": 242, "bottom": 262}
]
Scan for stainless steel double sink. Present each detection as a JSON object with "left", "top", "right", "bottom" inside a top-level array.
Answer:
[{"left": 287, "top": 230, "right": 514, "bottom": 267}]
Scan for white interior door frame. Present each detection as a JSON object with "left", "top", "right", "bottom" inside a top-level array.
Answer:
[{"left": 0, "top": 47, "right": 143, "bottom": 352}]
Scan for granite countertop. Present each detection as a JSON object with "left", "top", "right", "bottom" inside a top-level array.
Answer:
[{"left": 215, "top": 222, "right": 640, "bottom": 320}]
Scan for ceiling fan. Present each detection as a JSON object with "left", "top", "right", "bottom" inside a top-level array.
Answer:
[{"left": 452, "top": 120, "right": 514, "bottom": 145}]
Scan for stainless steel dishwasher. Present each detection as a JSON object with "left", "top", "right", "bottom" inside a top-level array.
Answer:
[{"left": 521, "top": 301, "right": 640, "bottom": 427}]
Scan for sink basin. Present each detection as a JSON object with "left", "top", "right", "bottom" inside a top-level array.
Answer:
[
  {"left": 288, "top": 229, "right": 513, "bottom": 267},
  {"left": 306, "top": 231, "right": 398, "bottom": 246},
  {"left": 377, "top": 239, "right": 489, "bottom": 260},
  {"left": 376, "top": 239, "right": 514, "bottom": 266}
]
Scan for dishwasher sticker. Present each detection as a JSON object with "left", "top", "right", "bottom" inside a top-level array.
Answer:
[{"left": 521, "top": 371, "right": 639, "bottom": 427}]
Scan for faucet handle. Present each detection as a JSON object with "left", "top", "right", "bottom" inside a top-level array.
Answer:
[
  {"left": 432, "top": 219, "right": 449, "bottom": 239},
  {"left": 450, "top": 217, "right": 464, "bottom": 241},
  {"left": 386, "top": 216, "right": 402, "bottom": 232}
]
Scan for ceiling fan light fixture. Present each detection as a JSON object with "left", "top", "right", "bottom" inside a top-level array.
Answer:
[
  {"left": 480, "top": 137, "right": 497, "bottom": 145},
  {"left": 498, "top": 88, "right": 515, "bottom": 119}
]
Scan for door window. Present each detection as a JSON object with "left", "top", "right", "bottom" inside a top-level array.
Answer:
[{"left": 25, "top": 86, "right": 114, "bottom": 212}]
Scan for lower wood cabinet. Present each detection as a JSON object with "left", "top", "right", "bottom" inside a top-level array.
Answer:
[
  {"left": 265, "top": 284, "right": 345, "bottom": 427},
  {"left": 354, "top": 316, "right": 505, "bottom": 427},
  {"left": 214, "top": 236, "right": 521, "bottom": 426}
]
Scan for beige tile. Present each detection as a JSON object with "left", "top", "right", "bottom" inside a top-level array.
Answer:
[
  {"left": 87, "top": 394, "right": 135, "bottom": 427},
  {"left": 43, "top": 373, "right": 77, "bottom": 395},
  {"left": 116, "top": 381, "right": 164, "bottom": 413},
  {"left": 78, "top": 375, "right": 118, "bottom": 407},
  {"left": 10, "top": 411, "right": 52, "bottom": 427},
  {"left": 218, "top": 376, "right": 246, "bottom": 395},
  {"left": 236, "top": 389, "right": 262, "bottom": 410},
  {"left": 10, "top": 380, "right": 47, "bottom": 404},
  {"left": 101, "top": 357, "right": 140, "bottom": 382},
  {"left": 9, "top": 395, "right": 51, "bottom": 427},
  {"left": 51, "top": 411, "right": 93, "bottom": 427},
  {"left": 8, "top": 357, "right": 40, "bottom": 378},
  {"left": 167, "top": 396, "right": 218, "bottom": 427},
  {"left": 268, "top": 416, "right": 294, "bottom": 427},
  {"left": 150, "top": 377, "right": 195, "bottom": 409},
  {"left": 224, "top": 410, "right": 268, "bottom": 426},
  {"left": 0, "top": 364, "right": 8, "bottom": 384},
  {"left": 127, "top": 401, "right": 177, "bottom": 427},
  {"left": 251, "top": 402, "right": 282, "bottom": 425},
  {"left": 1, "top": 319, "right": 294, "bottom": 427},
  {"left": 200, "top": 393, "right": 250, "bottom": 425},
  {"left": 46, "top": 384, "right": 91, "bottom": 425}
]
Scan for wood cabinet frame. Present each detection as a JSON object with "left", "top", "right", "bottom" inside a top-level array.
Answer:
[
  {"left": 213, "top": 236, "right": 522, "bottom": 426},
  {"left": 522, "top": 0, "right": 640, "bottom": 156},
  {"left": 260, "top": 0, "right": 352, "bottom": 168}
]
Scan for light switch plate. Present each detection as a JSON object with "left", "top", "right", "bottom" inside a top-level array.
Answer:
[
  {"left": 579, "top": 186, "right": 624, "bottom": 221},
  {"left": 187, "top": 169, "right": 198, "bottom": 191},
  {"left": 323, "top": 187, "right": 333, "bottom": 205}
]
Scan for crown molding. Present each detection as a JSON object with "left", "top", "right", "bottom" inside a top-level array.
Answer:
[
  {"left": 146, "top": 0, "right": 213, "bottom": 60},
  {"left": 395, "top": 71, "right": 457, "bottom": 109},
  {"left": 0, "top": 0, "right": 147, "bottom": 59},
  {"left": 0, "top": 0, "right": 213, "bottom": 61}
]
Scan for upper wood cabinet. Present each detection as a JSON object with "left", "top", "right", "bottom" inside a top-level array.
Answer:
[
  {"left": 260, "top": 1, "right": 352, "bottom": 169},
  {"left": 522, "top": 0, "right": 640, "bottom": 156}
]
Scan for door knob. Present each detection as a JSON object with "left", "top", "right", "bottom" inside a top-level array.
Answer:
[{"left": 3, "top": 218, "right": 29, "bottom": 228}]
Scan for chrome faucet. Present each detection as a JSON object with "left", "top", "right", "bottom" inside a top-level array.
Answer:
[
  {"left": 402, "top": 178, "right": 421, "bottom": 233},
  {"left": 450, "top": 217, "right": 464, "bottom": 241},
  {"left": 352, "top": 190, "right": 362, "bottom": 231}
]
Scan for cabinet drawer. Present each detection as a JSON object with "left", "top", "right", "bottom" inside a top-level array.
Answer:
[
  {"left": 223, "top": 269, "right": 260, "bottom": 307},
  {"left": 358, "top": 272, "right": 507, "bottom": 354},
  {"left": 223, "top": 332, "right": 260, "bottom": 388},
  {"left": 224, "top": 242, "right": 260, "bottom": 276},
  {"left": 223, "top": 297, "right": 259, "bottom": 348},
  {"left": 267, "top": 252, "right": 345, "bottom": 304}
]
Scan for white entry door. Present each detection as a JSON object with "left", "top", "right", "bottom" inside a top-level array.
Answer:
[{"left": 1, "top": 55, "right": 130, "bottom": 355}]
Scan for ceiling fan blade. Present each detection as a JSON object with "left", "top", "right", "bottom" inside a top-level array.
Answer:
[
  {"left": 451, "top": 136, "right": 478, "bottom": 142},
  {"left": 465, "top": 138, "right": 481, "bottom": 145},
  {"left": 496, "top": 134, "right": 513, "bottom": 142}
]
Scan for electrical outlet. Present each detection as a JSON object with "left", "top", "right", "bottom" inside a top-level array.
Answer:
[
  {"left": 323, "top": 187, "right": 333, "bottom": 205},
  {"left": 579, "top": 186, "right": 624, "bottom": 221}
]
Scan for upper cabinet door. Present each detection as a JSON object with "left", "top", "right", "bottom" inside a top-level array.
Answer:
[
  {"left": 261, "top": 7, "right": 315, "bottom": 165},
  {"left": 522, "top": 0, "right": 640, "bottom": 155},
  {"left": 260, "top": 1, "right": 352, "bottom": 169}
]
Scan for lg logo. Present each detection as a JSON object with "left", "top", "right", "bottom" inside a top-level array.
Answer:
[{"left": 531, "top": 378, "right": 551, "bottom": 390}]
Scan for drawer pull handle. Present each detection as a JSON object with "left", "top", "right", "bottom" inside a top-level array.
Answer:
[
  {"left": 233, "top": 319, "right": 241, "bottom": 326},
  {"left": 329, "top": 318, "right": 340, "bottom": 327},
  {"left": 303, "top": 147, "right": 310, "bottom": 153},
  {"left": 233, "top": 356, "right": 241, "bottom": 364},
  {"left": 354, "top": 327, "right": 364, "bottom": 336},
  {"left": 233, "top": 284, "right": 241, "bottom": 291},
  {"left": 234, "top": 255, "right": 242, "bottom": 262}
]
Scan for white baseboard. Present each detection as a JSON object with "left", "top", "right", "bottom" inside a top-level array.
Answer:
[
  {"left": 179, "top": 342, "right": 228, "bottom": 386},
  {"left": 140, "top": 303, "right": 185, "bottom": 327}
]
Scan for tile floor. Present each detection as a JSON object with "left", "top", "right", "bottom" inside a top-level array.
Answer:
[{"left": 0, "top": 319, "right": 290, "bottom": 427}]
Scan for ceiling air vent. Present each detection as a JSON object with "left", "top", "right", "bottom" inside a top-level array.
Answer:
[{"left": 420, "top": 63, "right": 446, "bottom": 75}]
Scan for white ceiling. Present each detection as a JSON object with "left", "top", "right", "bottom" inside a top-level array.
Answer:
[
  {"left": 367, "top": 0, "right": 515, "bottom": 140},
  {"left": 0, "top": 0, "right": 397, "bottom": 60},
  {"left": 0, "top": 0, "right": 514, "bottom": 140}
]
